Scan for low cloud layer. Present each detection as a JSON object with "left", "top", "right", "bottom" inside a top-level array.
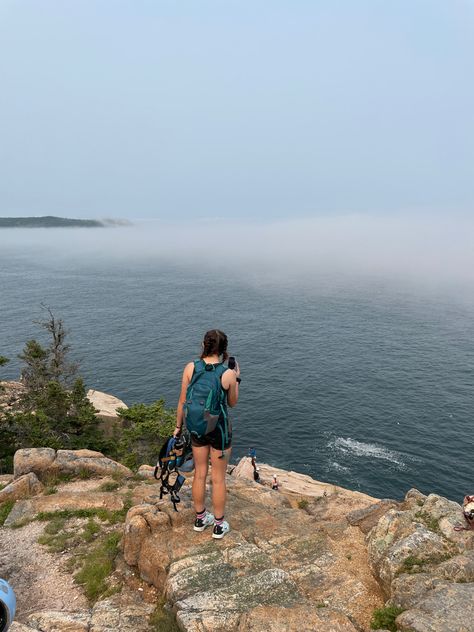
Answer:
[{"left": 1, "top": 214, "right": 473, "bottom": 289}]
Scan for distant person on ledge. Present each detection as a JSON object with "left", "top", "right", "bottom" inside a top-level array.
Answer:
[
  {"left": 272, "top": 474, "right": 280, "bottom": 490},
  {"left": 174, "top": 329, "right": 240, "bottom": 539}
]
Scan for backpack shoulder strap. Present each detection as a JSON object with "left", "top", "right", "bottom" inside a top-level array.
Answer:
[
  {"left": 215, "top": 363, "right": 227, "bottom": 378},
  {"left": 188, "top": 359, "right": 206, "bottom": 388}
]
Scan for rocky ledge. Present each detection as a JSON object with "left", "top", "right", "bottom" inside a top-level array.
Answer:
[{"left": 1, "top": 449, "right": 473, "bottom": 631}]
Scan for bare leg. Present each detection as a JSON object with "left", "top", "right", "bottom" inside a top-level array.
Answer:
[
  {"left": 210, "top": 447, "right": 231, "bottom": 519},
  {"left": 192, "top": 445, "right": 210, "bottom": 512}
]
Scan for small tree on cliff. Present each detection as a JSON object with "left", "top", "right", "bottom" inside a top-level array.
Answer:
[
  {"left": 6, "top": 308, "right": 106, "bottom": 455},
  {"left": 19, "top": 304, "right": 78, "bottom": 401}
]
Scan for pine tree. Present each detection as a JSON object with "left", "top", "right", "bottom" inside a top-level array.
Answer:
[{"left": 7, "top": 308, "right": 106, "bottom": 456}]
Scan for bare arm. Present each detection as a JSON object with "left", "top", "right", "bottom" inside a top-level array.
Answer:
[
  {"left": 175, "top": 362, "right": 194, "bottom": 435},
  {"left": 221, "top": 361, "right": 240, "bottom": 408}
]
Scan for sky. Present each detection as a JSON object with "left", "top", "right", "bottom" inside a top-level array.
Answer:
[{"left": 0, "top": 0, "right": 473, "bottom": 221}]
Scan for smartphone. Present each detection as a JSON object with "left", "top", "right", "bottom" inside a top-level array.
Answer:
[{"left": 228, "top": 356, "right": 236, "bottom": 370}]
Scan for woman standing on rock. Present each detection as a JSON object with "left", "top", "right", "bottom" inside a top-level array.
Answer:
[{"left": 174, "top": 329, "right": 240, "bottom": 539}]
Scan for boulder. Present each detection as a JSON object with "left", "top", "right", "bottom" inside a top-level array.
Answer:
[
  {"left": 54, "top": 450, "right": 132, "bottom": 478},
  {"left": 137, "top": 534, "right": 170, "bottom": 589},
  {"left": 123, "top": 514, "right": 150, "bottom": 566},
  {"left": 27, "top": 610, "right": 90, "bottom": 632},
  {"left": 403, "top": 488, "right": 427, "bottom": 510},
  {"left": 396, "top": 583, "right": 474, "bottom": 632},
  {"left": 436, "top": 550, "right": 474, "bottom": 582},
  {"left": 367, "top": 508, "right": 453, "bottom": 596},
  {"left": 390, "top": 572, "right": 450, "bottom": 609},
  {"left": 87, "top": 388, "right": 128, "bottom": 420},
  {"left": 231, "top": 456, "right": 255, "bottom": 480},
  {"left": 364, "top": 490, "right": 474, "bottom": 629},
  {"left": 14, "top": 448, "right": 56, "bottom": 479},
  {"left": 175, "top": 568, "right": 299, "bottom": 616},
  {"left": 137, "top": 465, "right": 155, "bottom": 479},
  {"left": 367, "top": 509, "right": 416, "bottom": 571},
  {"left": 90, "top": 595, "right": 154, "bottom": 632},
  {"left": 11, "top": 597, "right": 156, "bottom": 632},
  {"left": 421, "top": 493, "right": 461, "bottom": 520},
  {"left": 4, "top": 491, "right": 125, "bottom": 527},
  {"left": 87, "top": 389, "right": 128, "bottom": 438},
  {"left": 0, "top": 473, "right": 43, "bottom": 504},
  {"left": 13, "top": 447, "right": 132, "bottom": 481},
  {"left": 231, "top": 457, "right": 377, "bottom": 508},
  {"left": 346, "top": 499, "right": 400, "bottom": 534},
  {"left": 378, "top": 525, "right": 449, "bottom": 595},
  {"left": 122, "top": 504, "right": 171, "bottom": 567},
  {"left": 417, "top": 493, "right": 474, "bottom": 550}
]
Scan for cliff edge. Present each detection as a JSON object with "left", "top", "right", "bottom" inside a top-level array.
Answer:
[{"left": 1, "top": 449, "right": 473, "bottom": 632}]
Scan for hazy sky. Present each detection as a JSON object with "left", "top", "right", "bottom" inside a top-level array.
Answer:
[{"left": 0, "top": 0, "right": 473, "bottom": 220}]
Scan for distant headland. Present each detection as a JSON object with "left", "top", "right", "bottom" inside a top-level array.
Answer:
[{"left": 0, "top": 216, "right": 128, "bottom": 228}]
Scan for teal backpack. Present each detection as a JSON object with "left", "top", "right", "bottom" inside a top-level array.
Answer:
[{"left": 183, "top": 360, "right": 229, "bottom": 455}]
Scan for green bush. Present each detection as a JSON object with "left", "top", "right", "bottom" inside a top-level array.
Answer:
[
  {"left": 115, "top": 400, "right": 176, "bottom": 468},
  {"left": 371, "top": 606, "right": 404, "bottom": 631}
]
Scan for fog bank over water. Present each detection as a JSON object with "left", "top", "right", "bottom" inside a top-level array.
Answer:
[{"left": 1, "top": 214, "right": 473, "bottom": 291}]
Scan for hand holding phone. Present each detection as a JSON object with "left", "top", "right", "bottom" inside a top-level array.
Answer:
[{"left": 228, "top": 356, "right": 241, "bottom": 380}]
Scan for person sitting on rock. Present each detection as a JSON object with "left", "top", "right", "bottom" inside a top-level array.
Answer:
[
  {"left": 271, "top": 474, "right": 279, "bottom": 491},
  {"left": 174, "top": 329, "right": 240, "bottom": 539}
]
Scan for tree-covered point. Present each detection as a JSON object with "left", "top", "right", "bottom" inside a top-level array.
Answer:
[{"left": 0, "top": 216, "right": 104, "bottom": 228}]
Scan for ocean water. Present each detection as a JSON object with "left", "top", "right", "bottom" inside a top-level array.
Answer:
[{"left": 1, "top": 227, "right": 473, "bottom": 501}]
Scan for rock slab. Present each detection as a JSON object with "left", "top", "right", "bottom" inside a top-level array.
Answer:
[
  {"left": 14, "top": 448, "right": 132, "bottom": 481},
  {"left": 0, "top": 473, "right": 43, "bottom": 504}
]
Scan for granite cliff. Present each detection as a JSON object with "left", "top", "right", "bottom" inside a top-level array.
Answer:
[{"left": 0, "top": 449, "right": 473, "bottom": 632}]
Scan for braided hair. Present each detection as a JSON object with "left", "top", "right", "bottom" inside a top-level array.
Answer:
[{"left": 200, "top": 329, "right": 229, "bottom": 362}]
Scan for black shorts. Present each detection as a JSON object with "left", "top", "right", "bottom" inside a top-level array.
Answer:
[{"left": 191, "top": 419, "right": 232, "bottom": 451}]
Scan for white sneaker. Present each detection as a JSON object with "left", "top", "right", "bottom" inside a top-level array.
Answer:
[
  {"left": 212, "top": 520, "right": 230, "bottom": 539},
  {"left": 193, "top": 511, "right": 215, "bottom": 532}
]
